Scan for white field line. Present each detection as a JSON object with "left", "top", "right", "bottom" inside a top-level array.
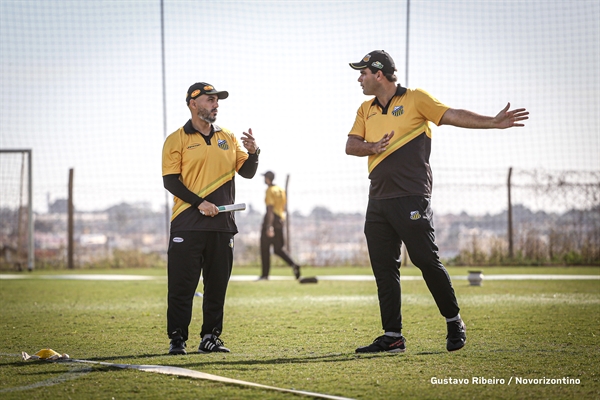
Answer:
[
  {"left": 0, "top": 274, "right": 598, "bottom": 281},
  {"left": 3, "top": 352, "right": 353, "bottom": 399},
  {"left": 227, "top": 292, "right": 600, "bottom": 307},
  {"left": 0, "top": 354, "right": 91, "bottom": 393},
  {"left": 0, "top": 274, "right": 157, "bottom": 281},
  {"left": 460, "top": 274, "right": 600, "bottom": 280},
  {"left": 67, "top": 359, "right": 355, "bottom": 400}
]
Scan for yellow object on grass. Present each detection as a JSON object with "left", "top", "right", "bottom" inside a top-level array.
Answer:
[{"left": 22, "top": 348, "right": 70, "bottom": 361}]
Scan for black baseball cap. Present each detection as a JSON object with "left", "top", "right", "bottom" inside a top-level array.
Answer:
[
  {"left": 349, "top": 50, "right": 396, "bottom": 74},
  {"left": 186, "top": 82, "right": 229, "bottom": 104},
  {"left": 263, "top": 171, "right": 275, "bottom": 180}
]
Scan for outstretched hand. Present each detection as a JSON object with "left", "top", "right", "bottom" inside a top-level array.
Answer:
[{"left": 494, "top": 103, "right": 529, "bottom": 128}]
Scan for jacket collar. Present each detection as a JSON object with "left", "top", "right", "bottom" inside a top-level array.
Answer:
[
  {"left": 372, "top": 85, "right": 407, "bottom": 113},
  {"left": 183, "top": 120, "right": 222, "bottom": 144}
]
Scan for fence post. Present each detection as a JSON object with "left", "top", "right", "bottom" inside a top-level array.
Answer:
[
  {"left": 27, "top": 150, "right": 34, "bottom": 271},
  {"left": 507, "top": 167, "right": 513, "bottom": 259},
  {"left": 68, "top": 168, "right": 75, "bottom": 269},
  {"left": 285, "top": 174, "right": 290, "bottom": 252}
]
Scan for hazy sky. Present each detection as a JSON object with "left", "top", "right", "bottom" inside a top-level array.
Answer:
[{"left": 1, "top": 0, "right": 598, "bottom": 216}]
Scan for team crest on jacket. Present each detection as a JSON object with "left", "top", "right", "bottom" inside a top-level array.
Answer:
[
  {"left": 218, "top": 139, "right": 229, "bottom": 150},
  {"left": 392, "top": 106, "right": 404, "bottom": 117},
  {"left": 410, "top": 211, "right": 421, "bottom": 220}
]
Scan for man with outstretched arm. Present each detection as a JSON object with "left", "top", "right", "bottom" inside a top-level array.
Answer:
[{"left": 346, "top": 50, "right": 528, "bottom": 354}]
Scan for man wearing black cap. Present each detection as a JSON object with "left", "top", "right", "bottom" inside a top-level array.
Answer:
[
  {"left": 258, "top": 170, "right": 301, "bottom": 280},
  {"left": 346, "top": 50, "right": 528, "bottom": 354},
  {"left": 162, "top": 82, "right": 260, "bottom": 355}
]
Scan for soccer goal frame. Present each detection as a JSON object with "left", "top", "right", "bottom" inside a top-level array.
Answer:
[{"left": 0, "top": 149, "right": 34, "bottom": 271}]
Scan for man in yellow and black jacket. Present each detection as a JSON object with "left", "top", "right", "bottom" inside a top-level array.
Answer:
[
  {"left": 162, "top": 82, "right": 259, "bottom": 355},
  {"left": 346, "top": 50, "right": 528, "bottom": 354},
  {"left": 258, "top": 171, "right": 301, "bottom": 281}
]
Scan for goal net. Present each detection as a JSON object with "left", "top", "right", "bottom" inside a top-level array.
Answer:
[{"left": 0, "top": 150, "right": 33, "bottom": 271}]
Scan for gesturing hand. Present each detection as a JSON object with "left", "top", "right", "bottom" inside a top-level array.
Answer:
[
  {"left": 241, "top": 128, "right": 258, "bottom": 154},
  {"left": 494, "top": 103, "right": 529, "bottom": 128},
  {"left": 372, "top": 131, "right": 395, "bottom": 154}
]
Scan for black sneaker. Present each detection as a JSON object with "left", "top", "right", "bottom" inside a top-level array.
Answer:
[
  {"left": 198, "top": 335, "right": 230, "bottom": 353},
  {"left": 292, "top": 265, "right": 301, "bottom": 280},
  {"left": 446, "top": 319, "right": 467, "bottom": 352},
  {"left": 169, "top": 338, "right": 187, "bottom": 355},
  {"left": 355, "top": 334, "right": 406, "bottom": 353}
]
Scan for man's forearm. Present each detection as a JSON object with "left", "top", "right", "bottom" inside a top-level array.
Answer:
[
  {"left": 238, "top": 153, "right": 259, "bottom": 178},
  {"left": 265, "top": 207, "right": 274, "bottom": 228},
  {"left": 163, "top": 174, "right": 204, "bottom": 208},
  {"left": 440, "top": 108, "right": 495, "bottom": 129},
  {"left": 345, "top": 136, "right": 375, "bottom": 156}
]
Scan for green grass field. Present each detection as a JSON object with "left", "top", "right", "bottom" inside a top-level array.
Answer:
[{"left": 1, "top": 266, "right": 599, "bottom": 399}]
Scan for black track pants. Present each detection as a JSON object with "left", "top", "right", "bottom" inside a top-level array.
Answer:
[
  {"left": 167, "top": 231, "right": 234, "bottom": 341},
  {"left": 364, "top": 196, "right": 460, "bottom": 332},
  {"left": 260, "top": 215, "right": 296, "bottom": 277}
]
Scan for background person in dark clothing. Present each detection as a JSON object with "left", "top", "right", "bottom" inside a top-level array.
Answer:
[{"left": 258, "top": 171, "right": 301, "bottom": 280}]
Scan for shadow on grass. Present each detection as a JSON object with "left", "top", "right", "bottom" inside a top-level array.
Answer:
[
  {"left": 3, "top": 346, "right": 447, "bottom": 372},
  {"left": 54, "top": 348, "right": 446, "bottom": 370}
]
